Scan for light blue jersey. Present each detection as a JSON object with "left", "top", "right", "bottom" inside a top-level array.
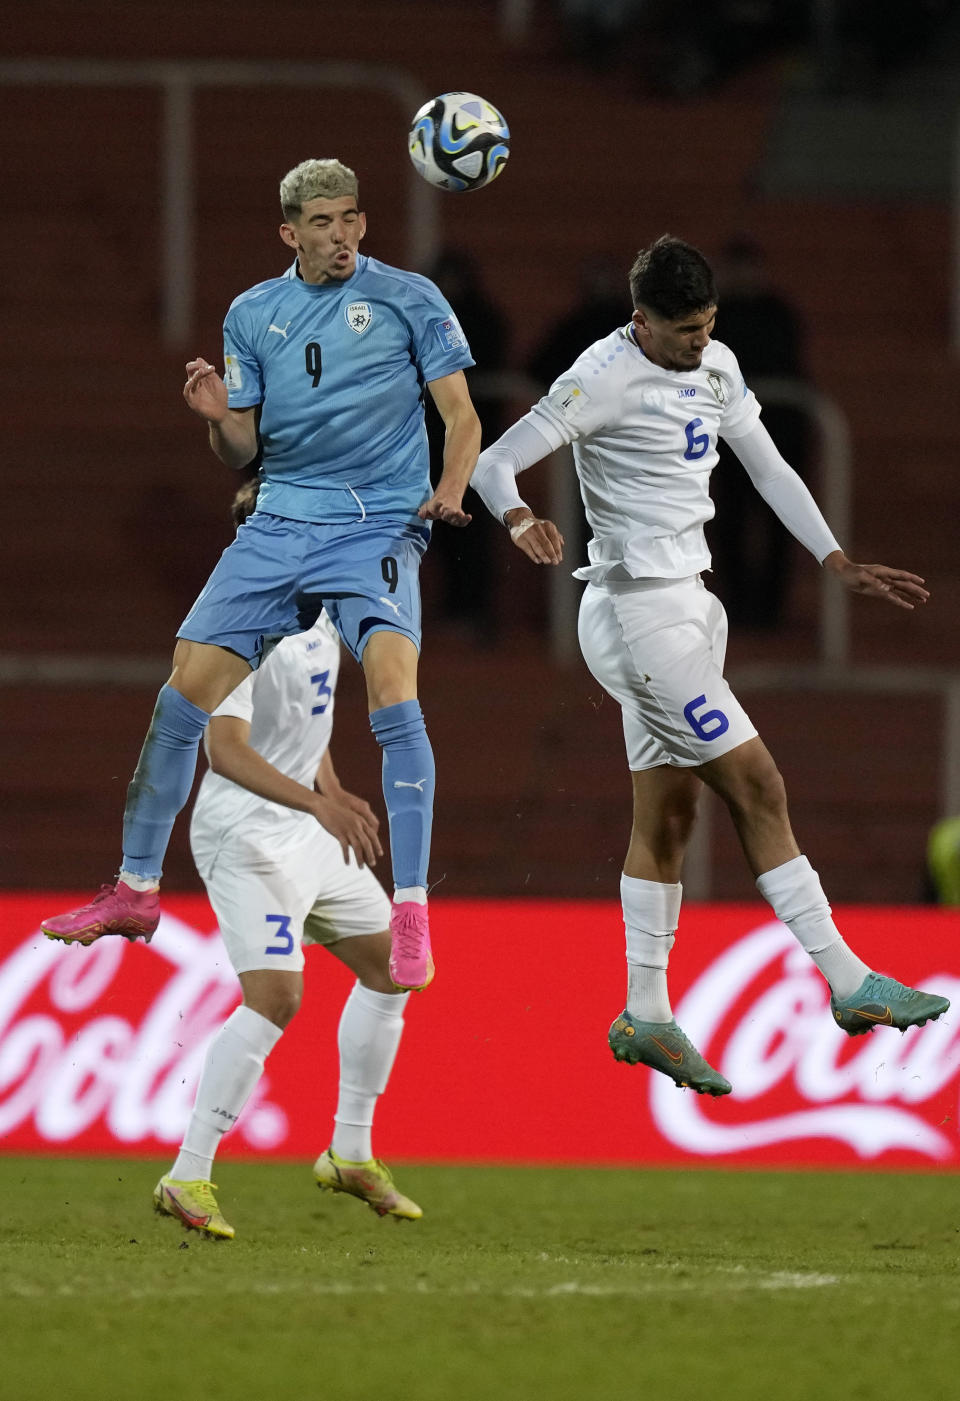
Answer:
[{"left": 222, "top": 254, "right": 474, "bottom": 524}]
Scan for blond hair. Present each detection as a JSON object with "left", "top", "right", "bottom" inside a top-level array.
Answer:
[{"left": 279, "top": 159, "right": 359, "bottom": 218}]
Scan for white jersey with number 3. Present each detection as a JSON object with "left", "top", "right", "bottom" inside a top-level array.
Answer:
[
  {"left": 190, "top": 613, "right": 341, "bottom": 849},
  {"left": 529, "top": 328, "right": 761, "bottom": 581}
]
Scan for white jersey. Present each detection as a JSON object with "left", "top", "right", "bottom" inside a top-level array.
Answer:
[
  {"left": 190, "top": 613, "right": 341, "bottom": 848},
  {"left": 529, "top": 327, "right": 761, "bottom": 581}
]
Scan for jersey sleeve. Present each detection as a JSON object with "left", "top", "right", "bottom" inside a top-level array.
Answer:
[
  {"left": 716, "top": 351, "right": 761, "bottom": 440},
  {"left": 209, "top": 670, "right": 256, "bottom": 724},
  {"left": 527, "top": 370, "right": 615, "bottom": 448},
  {"left": 403, "top": 276, "right": 476, "bottom": 383},
  {"left": 222, "top": 302, "right": 264, "bottom": 409}
]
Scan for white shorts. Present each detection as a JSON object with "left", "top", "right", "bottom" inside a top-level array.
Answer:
[
  {"left": 577, "top": 575, "right": 757, "bottom": 770},
  {"left": 190, "top": 821, "right": 392, "bottom": 975}
]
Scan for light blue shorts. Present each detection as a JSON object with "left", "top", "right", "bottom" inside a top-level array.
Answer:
[{"left": 178, "top": 512, "right": 429, "bottom": 666}]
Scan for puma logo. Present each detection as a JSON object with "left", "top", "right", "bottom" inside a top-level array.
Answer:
[
  {"left": 267, "top": 321, "right": 292, "bottom": 338},
  {"left": 393, "top": 779, "right": 428, "bottom": 791}
]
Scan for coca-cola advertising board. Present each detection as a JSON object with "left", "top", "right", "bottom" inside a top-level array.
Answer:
[{"left": 1, "top": 893, "right": 958, "bottom": 1168}]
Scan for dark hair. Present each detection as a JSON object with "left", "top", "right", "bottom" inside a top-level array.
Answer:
[
  {"left": 231, "top": 477, "right": 260, "bottom": 528},
  {"left": 629, "top": 235, "right": 717, "bottom": 320}
]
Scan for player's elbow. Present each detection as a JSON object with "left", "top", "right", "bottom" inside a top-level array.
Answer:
[{"left": 205, "top": 740, "right": 242, "bottom": 779}]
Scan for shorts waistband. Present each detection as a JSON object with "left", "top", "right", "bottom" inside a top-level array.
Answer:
[{"left": 591, "top": 573, "right": 701, "bottom": 595}]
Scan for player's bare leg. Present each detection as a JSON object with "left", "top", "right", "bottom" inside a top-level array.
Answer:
[
  {"left": 312, "top": 930, "right": 421, "bottom": 1220},
  {"left": 42, "top": 640, "right": 250, "bottom": 947},
  {"left": 699, "top": 736, "right": 949, "bottom": 1033},
  {"left": 364, "top": 632, "right": 435, "bottom": 992},
  {"left": 609, "top": 766, "right": 732, "bottom": 1095}
]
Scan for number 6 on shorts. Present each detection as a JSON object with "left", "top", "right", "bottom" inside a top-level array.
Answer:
[{"left": 683, "top": 694, "right": 730, "bottom": 742}]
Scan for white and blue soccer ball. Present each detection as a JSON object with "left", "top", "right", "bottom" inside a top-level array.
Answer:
[{"left": 407, "top": 91, "right": 510, "bottom": 193}]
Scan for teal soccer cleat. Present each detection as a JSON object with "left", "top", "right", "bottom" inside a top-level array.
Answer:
[
  {"left": 830, "top": 972, "right": 950, "bottom": 1037},
  {"left": 608, "top": 1010, "right": 732, "bottom": 1096}
]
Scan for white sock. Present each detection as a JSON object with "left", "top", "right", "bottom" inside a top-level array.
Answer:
[
  {"left": 331, "top": 982, "right": 408, "bottom": 1163},
  {"left": 119, "top": 870, "right": 159, "bottom": 893},
  {"left": 756, "top": 855, "right": 870, "bottom": 999},
  {"left": 170, "top": 1004, "right": 283, "bottom": 1181},
  {"left": 393, "top": 886, "right": 427, "bottom": 906},
  {"left": 622, "top": 873, "right": 682, "bottom": 1024}
]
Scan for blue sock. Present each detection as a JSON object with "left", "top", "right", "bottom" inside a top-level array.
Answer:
[
  {"left": 121, "top": 684, "right": 210, "bottom": 880},
  {"left": 369, "top": 700, "right": 435, "bottom": 891}
]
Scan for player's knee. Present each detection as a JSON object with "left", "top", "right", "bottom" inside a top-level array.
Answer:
[
  {"left": 660, "top": 795, "right": 699, "bottom": 852},
  {"left": 726, "top": 757, "right": 787, "bottom": 822},
  {"left": 244, "top": 984, "right": 302, "bottom": 1030}
]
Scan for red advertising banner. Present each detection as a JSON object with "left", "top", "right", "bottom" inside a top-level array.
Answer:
[{"left": 1, "top": 893, "right": 958, "bottom": 1168}]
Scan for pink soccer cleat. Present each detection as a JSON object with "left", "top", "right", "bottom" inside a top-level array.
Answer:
[
  {"left": 40, "top": 880, "right": 160, "bottom": 946},
  {"left": 388, "top": 900, "right": 435, "bottom": 991}
]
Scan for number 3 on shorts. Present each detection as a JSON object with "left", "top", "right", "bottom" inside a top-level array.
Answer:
[
  {"left": 264, "top": 913, "right": 294, "bottom": 955},
  {"left": 683, "top": 694, "right": 729, "bottom": 741}
]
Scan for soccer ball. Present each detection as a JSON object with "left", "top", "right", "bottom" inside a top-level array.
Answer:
[{"left": 407, "top": 92, "right": 510, "bottom": 193}]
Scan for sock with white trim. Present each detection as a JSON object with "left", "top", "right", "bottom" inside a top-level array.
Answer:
[
  {"left": 756, "top": 854, "right": 870, "bottom": 998},
  {"left": 622, "top": 873, "right": 682, "bottom": 1024},
  {"left": 332, "top": 982, "right": 409, "bottom": 1163},
  {"left": 170, "top": 1005, "right": 283, "bottom": 1181}
]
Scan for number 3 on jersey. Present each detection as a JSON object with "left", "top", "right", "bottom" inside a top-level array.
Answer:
[{"left": 310, "top": 670, "right": 332, "bottom": 715}]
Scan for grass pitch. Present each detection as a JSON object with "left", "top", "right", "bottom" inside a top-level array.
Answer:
[{"left": 1, "top": 1156, "right": 958, "bottom": 1401}]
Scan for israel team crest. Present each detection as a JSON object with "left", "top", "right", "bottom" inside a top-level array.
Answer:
[{"left": 345, "top": 302, "right": 373, "bottom": 335}]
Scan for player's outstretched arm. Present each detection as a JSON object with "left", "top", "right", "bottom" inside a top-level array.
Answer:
[
  {"left": 205, "top": 717, "right": 382, "bottom": 867},
  {"left": 183, "top": 358, "right": 259, "bottom": 470},
  {"left": 419, "top": 370, "right": 482, "bottom": 527},
  {"left": 823, "top": 550, "right": 930, "bottom": 610}
]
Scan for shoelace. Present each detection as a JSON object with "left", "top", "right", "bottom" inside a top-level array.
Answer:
[
  {"left": 189, "top": 1182, "right": 221, "bottom": 1211},
  {"left": 393, "top": 913, "right": 428, "bottom": 959},
  {"left": 87, "top": 884, "right": 119, "bottom": 909}
]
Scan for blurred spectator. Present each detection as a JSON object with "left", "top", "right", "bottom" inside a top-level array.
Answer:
[
  {"left": 707, "top": 236, "right": 812, "bottom": 631},
  {"left": 554, "top": 0, "right": 808, "bottom": 95},
  {"left": 554, "top": 0, "right": 649, "bottom": 69},
  {"left": 816, "top": 0, "right": 958, "bottom": 95},
  {"left": 423, "top": 248, "right": 511, "bottom": 644},
  {"left": 527, "top": 254, "right": 633, "bottom": 391}
]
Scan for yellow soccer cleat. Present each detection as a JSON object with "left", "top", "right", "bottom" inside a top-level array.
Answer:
[
  {"left": 313, "top": 1148, "right": 422, "bottom": 1221},
  {"left": 153, "top": 1176, "right": 235, "bottom": 1240}
]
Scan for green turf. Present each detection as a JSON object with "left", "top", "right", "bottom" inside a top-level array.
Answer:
[{"left": 1, "top": 1156, "right": 958, "bottom": 1400}]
